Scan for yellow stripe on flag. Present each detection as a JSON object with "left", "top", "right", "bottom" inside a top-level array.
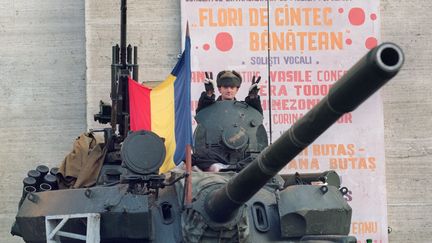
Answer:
[{"left": 150, "top": 74, "right": 177, "bottom": 173}]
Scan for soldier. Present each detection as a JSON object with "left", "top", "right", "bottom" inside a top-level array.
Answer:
[
  {"left": 195, "top": 70, "right": 263, "bottom": 172},
  {"left": 196, "top": 70, "right": 263, "bottom": 114}
]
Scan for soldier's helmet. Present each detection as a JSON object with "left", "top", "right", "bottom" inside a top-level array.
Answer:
[{"left": 216, "top": 70, "right": 242, "bottom": 88}]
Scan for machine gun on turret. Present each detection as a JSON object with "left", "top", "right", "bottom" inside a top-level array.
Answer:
[{"left": 93, "top": 0, "right": 138, "bottom": 144}]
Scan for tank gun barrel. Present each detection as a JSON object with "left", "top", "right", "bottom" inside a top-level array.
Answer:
[
  {"left": 120, "top": 0, "right": 127, "bottom": 67},
  {"left": 205, "top": 42, "right": 404, "bottom": 223}
]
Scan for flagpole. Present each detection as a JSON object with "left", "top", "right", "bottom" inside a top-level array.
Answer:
[
  {"left": 185, "top": 22, "right": 193, "bottom": 207},
  {"left": 266, "top": 0, "right": 273, "bottom": 144},
  {"left": 185, "top": 146, "right": 192, "bottom": 207}
]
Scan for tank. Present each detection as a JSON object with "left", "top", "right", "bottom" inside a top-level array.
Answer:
[{"left": 10, "top": 1, "right": 405, "bottom": 242}]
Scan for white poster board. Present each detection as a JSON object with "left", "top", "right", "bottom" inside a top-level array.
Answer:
[{"left": 181, "top": 1, "right": 386, "bottom": 242}]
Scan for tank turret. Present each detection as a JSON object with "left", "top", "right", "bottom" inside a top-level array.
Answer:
[
  {"left": 202, "top": 42, "right": 404, "bottom": 223},
  {"left": 174, "top": 42, "right": 404, "bottom": 243},
  {"left": 193, "top": 100, "right": 268, "bottom": 170}
]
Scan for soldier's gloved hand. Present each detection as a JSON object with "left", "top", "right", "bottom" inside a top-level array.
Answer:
[
  {"left": 204, "top": 72, "right": 216, "bottom": 93},
  {"left": 207, "top": 163, "right": 229, "bottom": 172},
  {"left": 248, "top": 75, "right": 261, "bottom": 96}
]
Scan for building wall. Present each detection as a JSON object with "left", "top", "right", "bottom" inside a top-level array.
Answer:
[
  {"left": 381, "top": 0, "right": 432, "bottom": 242},
  {"left": 0, "top": 0, "right": 430, "bottom": 242},
  {"left": 0, "top": 1, "right": 86, "bottom": 242}
]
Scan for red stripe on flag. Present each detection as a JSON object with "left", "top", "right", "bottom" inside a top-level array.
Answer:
[{"left": 128, "top": 77, "right": 152, "bottom": 131}]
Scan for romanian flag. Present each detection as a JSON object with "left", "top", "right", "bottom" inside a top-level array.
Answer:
[{"left": 128, "top": 28, "right": 193, "bottom": 173}]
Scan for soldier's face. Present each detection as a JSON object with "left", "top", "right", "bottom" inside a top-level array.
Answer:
[{"left": 218, "top": 86, "right": 239, "bottom": 100}]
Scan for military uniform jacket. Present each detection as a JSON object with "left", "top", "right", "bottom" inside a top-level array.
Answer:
[{"left": 196, "top": 91, "right": 263, "bottom": 114}]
